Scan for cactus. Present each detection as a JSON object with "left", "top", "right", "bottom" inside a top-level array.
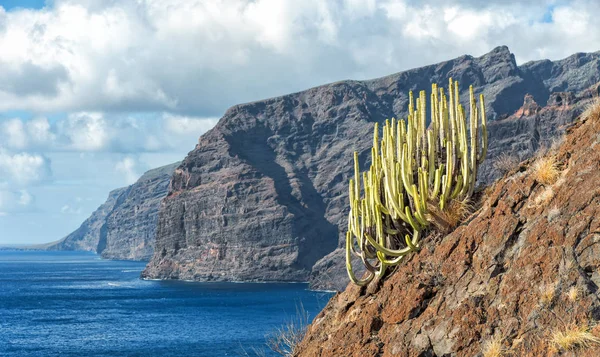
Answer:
[{"left": 346, "top": 79, "right": 487, "bottom": 286}]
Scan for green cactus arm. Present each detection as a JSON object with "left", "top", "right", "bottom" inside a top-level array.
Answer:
[
  {"left": 468, "top": 85, "right": 479, "bottom": 198},
  {"left": 397, "top": 119, "right": 405, "bottom": 162},
  {"left": 411, "top": 184, "right": 429, "bottom": 226},
  {"left": 404, "top": 206, "right": 421, "bottom": 231},
  {"left": 363, "top": 231, "right": 415, "bottom": 257},
  {"left": 442, "top": 140, "right": 454, "bottom": 200},
  {"left": 406, "top": 115, "right": 414, "bottom": 165},
  {"left": 359, "top": 229, "right": 378, "bottom": 261},
  {"left": 405, "top": 231, "right": 420, "bottom": 251},
  {"left": 478, "top": 94, "right": 488, "bottom": 163},
  {"left": 418, "top": 167, "right": 429, "bottom": 204},
  {"left": 451, "top": 174, "right": 464, "bottom": 200},
  {"left": 401, "top": 144, "right": 414, "bottom": 196},
  {"left": 383, "top": 172, "right": 408, "bottom": 223},
  {"left": 346, "top": 231, "right": 375, "bottom": 286},
  {"left": 431, "top": 166, "right": 443, "bottom": 199},
  {"left": 377, "top": 233, "right": 421, "bottom": 266},
  {"left": 360, "top": 247, "right": 379, "bottom": 271},
  {"left": 373, "top": 123, "right": 379, "bottom": 168},
  {"left": 439, "top": 87, "right": 448, "bottom": 147},
  {"left": 353, "top": 152, "right": 361, "bottom": 199},
  {"left": 396, "top": 164, "right": 405, "bottom": 211},
  {"left": 376, "top": 251, "right": 405, "bottom": 266},
  {"left": 374, "top": 232, "right": 421, "bottom": 267},
  {"left": 457, "top": 106, "right": 470, "bottom": 198},
  {"left": 427, "top": 130, "right": 436, "bottom": 184},
  {"left": 448, "top": 79, "right": 456, "bottom": 144}
]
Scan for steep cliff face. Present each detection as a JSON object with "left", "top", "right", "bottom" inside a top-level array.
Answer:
[
  {"left": 100, "top": 162, "right": 180, "bottom": 260},
  {"left": 295, "top": 99, "right": 600, "bottom": 357},
  {"left": 46, "top": 162, "right": 179, "bottom": 261},
  {"left": 45, "top": 187, "right": 128, "bottom": 253},
  {"left": 143, "top": 46, "right": 600, "bottom": 285}
]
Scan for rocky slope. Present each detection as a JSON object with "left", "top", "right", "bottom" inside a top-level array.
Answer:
[
  {"left": 295, "top": 99, "right": 600, "bottom": 357},
  {"left": 46, "top": 162, "right": 179, "bottom": 261},
  {"left": 143, "top": 46, "right": 600, "bottom": 287}
]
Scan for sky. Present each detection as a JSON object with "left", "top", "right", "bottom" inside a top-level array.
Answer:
[{"left": 0, "top": 0, "right": 599, "bottom": 245}]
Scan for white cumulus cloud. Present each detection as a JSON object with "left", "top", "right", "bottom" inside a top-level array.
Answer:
[
  {"left": 114, "top": 156, "right": 141, "bottom": 185},
  {"left": 162, "top": 114, "right": 219, "bottom": 136},
  {"left": 0, "top": 0, "right": 598, "bottom": 116},
  {"left": 0, "top": 113, "right": 217, "bottom": 153},
  {"left": 0, "top": 150, "right": 52, "bottom": 186},
  {"left": 0, "top": 186, "right": 35, "bottom": 214}
]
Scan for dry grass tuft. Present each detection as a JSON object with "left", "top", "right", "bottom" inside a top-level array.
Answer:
[
  {"left": 482, "top": 335, "right": 508, "bottom": 357},
  {"left": 540, "top": 284, "right": 556, "bottom": 306},
  {"left": 446, "top": 199, "right": 474, "bottom": 225},
  {"left": 582, "top": 98, "right": 600, "bottom": 121},
  {"left": 550, "top": 324, "right": 600, "bottom": 351},
  {"left": 532, "top": 156, "right": 559, "bottom": 185},
  {"left": 567, "top": 286, "right": 580, "bottom": 302},
  {"left": 493, "top": 154, "right": 520, "bottom": 175},
  {"left": 266, "top": 304, "right": 309, "bottom": 357},
  {"left": 428, "top": 199, "right": 474, "bottom": 232}
]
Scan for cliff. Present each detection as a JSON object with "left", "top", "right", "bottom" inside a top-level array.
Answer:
[
  {"left": 46, "top": 162, "right": 179, "bottom": 261},
  {"left": 142, "top": 46, "right": 600, "bottom": 287},
  {"left": 294, "top": 98, "right": 600, "bottom": 357}
]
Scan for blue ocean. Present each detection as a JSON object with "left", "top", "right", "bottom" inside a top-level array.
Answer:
[{"left": 0, "top": 251, "right": 332, "bottom": 357}]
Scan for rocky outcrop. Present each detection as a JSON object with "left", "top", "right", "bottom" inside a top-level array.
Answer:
[
  {"left": 295, "top": 99, "right": 600, "bottom": 357},
  {"left": 46, "top": 162, "right": 179, "bottom": 261},
  {"left": 143, "top": 46, "right": 600, "bottom": 287}
]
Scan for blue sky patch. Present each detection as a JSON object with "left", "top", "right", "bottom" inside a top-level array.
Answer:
[
  {"left": 0, "top": 0, "right": 46, "bottom": 11},
  {"left": 542, "top": 5, "right": 555, "bottom": 23}
]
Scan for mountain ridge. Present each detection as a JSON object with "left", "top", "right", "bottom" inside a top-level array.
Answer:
[{"left": 142, "top": 45, "right": 600, "bottom": 288}]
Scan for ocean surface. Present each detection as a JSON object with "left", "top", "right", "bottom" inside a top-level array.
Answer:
[{"left": 0, "top": 251, "right": 333, "bottom": 357}]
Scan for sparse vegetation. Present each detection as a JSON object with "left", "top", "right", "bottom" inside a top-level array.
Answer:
[
  {"left": 582, "top": 97, "right": 600, "bottom": 121},
  {"left": 482, "top": 335, "right": 508, "bottom": 357},
  {"left": 428, "top": 198, "right": 474, "bottom": 232},
  {"left": 493, "top": 153, "right": 520, "bottom": 174},
  {"left": 266, "top": 304, "right": 309, "bottom": 357},
  {"left": 550, "top": 324, "right": 600, "bottom": 351},
  {"left": 540, "top": 283, "right": 556, "bottom": 306},
  {"left": 567, "top": 286, "right": 580, "bottom": 302},
  {"left": 532, "top": 156, "right": 559, "bottom": 185},
  {"left": 346, "top": 79, "right": 488, "bottom": 285}
]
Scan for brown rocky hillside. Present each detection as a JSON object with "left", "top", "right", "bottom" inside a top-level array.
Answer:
[{"left": 295, "top": 99, "right": 600, "bottom": 356}]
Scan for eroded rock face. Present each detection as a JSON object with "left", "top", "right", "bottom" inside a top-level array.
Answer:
[
  {"left": 46, "top": 162, "right": 179, "bottom": 261},
  {"left": 295, "top": 99, "right": 600, "bottom": 357},
  {"left": 143, "top": 46, "right": 600, "bottom": 286}
]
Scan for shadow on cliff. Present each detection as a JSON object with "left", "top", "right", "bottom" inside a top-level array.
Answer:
[{"left": 226, "top": 121, "right": 338, "bottom": 272}]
